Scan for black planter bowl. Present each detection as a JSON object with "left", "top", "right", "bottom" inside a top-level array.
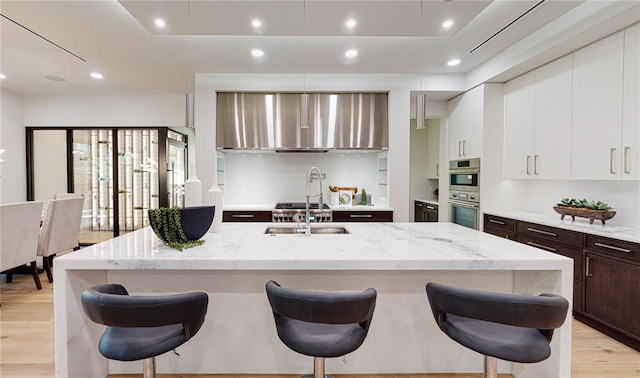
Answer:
[{"left": 148, "top": 206, "right": 215, "bottom": 241}]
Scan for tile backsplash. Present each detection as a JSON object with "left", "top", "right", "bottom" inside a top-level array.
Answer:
[{"left": 222, "top": 152, "right": 380, "bottom": 205}]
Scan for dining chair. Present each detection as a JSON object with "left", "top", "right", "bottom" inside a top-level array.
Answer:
[
  {"left": 1, "top": 201, "right": 44, "bottom": 290},
  {"left": 37, "top": 197, "right": 85, "bottom": 283}
]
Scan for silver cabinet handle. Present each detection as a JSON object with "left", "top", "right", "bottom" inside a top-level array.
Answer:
[
  {"left": 350, "top": 214, "right": 372, "bottom": 218},
  {"left": 462, "top": 140, "right": 467, "bottom": 156},
  {"left": 458, "top": 141, "right": 462, "bottom": 157},
  {"left": 436, "top": 163, "right": 439, "bottom": 177},
  {"left": 489, "top": 219, "right": 505, "bottom": 225},
  {"left": 527, "top": 241, "right": 557, "bottom": 252},
  {"left": 610, "top": 148, "right": 616, "bottom": 174},
  {"left": 527, "top": 227, "right": 557, "bottom": 237},
  {"left": 526, "top": 155, "right": 531, "bottom": 175},
  {"left": 585, "top": 256, "right": 592, "bottom": 277},
  {"left": 426, "top": 206, "right": 435, "bottom": 210},
  {"left": 232, "top": 214, "right": 254, "bottom": 218},
  {"left": 624, "top": 147, "right": 630, "bottom": 174},
  {"left": 534, "top": 155, "right": 539, "bottom": 175},
  {"left": 594, "top": 242, "right": 631, "bottom": 253}
]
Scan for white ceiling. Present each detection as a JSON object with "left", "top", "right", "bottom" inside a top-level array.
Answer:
[{"left": 0, "top": 0, "right": 638, "bottom": 99}]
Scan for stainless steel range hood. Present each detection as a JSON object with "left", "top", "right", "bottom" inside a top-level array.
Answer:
[{"left": 216, "top": 92, "right": 388, "bottom": 151}]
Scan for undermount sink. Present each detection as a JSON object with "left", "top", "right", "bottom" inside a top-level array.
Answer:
[{"left": 264, "top": 225, "right": 351, "bottom": 235}]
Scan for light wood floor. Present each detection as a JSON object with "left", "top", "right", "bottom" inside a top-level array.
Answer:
[{"left": 1, "top": 273, "right": 638, "bottom": 378}]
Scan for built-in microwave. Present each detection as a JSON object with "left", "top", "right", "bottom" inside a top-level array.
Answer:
[{"left": 449, "top": 158, "right": 480, "bottom": 192}]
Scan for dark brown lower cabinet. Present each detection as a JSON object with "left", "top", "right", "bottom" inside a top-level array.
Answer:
[
  {"left": 223, "top": 211, "right": 272, "bottom": 222},
  {"left": 332, "top": 210, "right": 393, "bottom": 222}
]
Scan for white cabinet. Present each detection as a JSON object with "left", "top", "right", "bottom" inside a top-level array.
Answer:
[
  {"left": 571, "top": 32, "right": 625, "bottom": 180},
  {"left": 448, "top": 86, "right": 483, "bottom": 160},
  {"left": 622, "top": 24, "right": 639, "bottom": 180},
  {"left": 504, "top": 56, "right": 573, "bottom": 180},
  {"left": 504, "top": 71, "right": 536, "bottom": 179}
]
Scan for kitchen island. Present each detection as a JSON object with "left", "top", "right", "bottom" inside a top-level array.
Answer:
[{"left": 54, "top": 222, "right": 573, "bottom": 378}]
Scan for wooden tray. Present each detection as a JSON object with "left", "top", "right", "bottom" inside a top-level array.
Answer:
[{"left": 553, "top": 206, "right": 616, "bottom": 225}]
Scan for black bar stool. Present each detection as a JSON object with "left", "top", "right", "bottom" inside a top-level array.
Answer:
[
  {"left": 265, "top": 280, "right": 377, "bottom": 378},
  {"left": 426, "top": 282, "right": 569, "bottom": 378},
  {"left": 81, "top": 283, "right": 208, "bottom": 378}
]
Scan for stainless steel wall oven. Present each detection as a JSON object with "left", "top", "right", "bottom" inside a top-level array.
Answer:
[{"left": 448, "top": 158, "right": 480, "bottom": 230}]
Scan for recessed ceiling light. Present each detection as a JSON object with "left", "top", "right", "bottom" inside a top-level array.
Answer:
[
  {"left": 154, "top": 18, "right": 166, "bottom": 28},
  {"left": 346, "top": 19, "right": 356, "bottom": 28},
  {"left": 252, "top": 19, "right": 262, "bottom": 28},
  {"left": 251, "top": 49, "right": 264, "bottom": 57},
  {"left": 442, "top": 19, "right": 453, "bottom": 29},
  {"left": 90, "top": 72, "right": 104, "bottom": 79},
  {"left": 447, "top": 59, "right": 461, "bottom": 66},
  {"left": 345, "top": 49, "right": 358, "bottom": 58},
  {"left": 0, "top": 73, "right": 5, "bottom": 79}
]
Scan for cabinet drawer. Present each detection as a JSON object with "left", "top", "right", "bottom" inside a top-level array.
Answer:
[
  {"left": 333, "top": 211, "right": 393, "bottom": 222},
  {"left": 586, "top": 235, "right": 640, "bottom": 263},
  {"left": 484, "top": 214, "right": 515, "bottom": 232},
  {"left": 516, "top": 221, "right": 583, "bottom": 248},
  {"left": 516, "top": 233, "right": 583, "bottom": 280},
  {"left": 223, "top": 211, "right": 272, "bottom": 222},
  {"left": 484, "top": 226, "right": 515, "bottom": 241}
]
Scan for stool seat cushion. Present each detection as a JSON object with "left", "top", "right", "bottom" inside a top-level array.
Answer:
[
  {"left": 443, "top": 314, "right": 551, "bottom": 363},
  {"left": 276, "top": 317, "right": 367, "bottom": 358},
  {"left": 99, "top": 324, "right": 186, "bottom": 361}
]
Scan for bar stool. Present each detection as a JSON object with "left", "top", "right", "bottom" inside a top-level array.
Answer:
[
  {"left": 265, "top": 280, "right": 377, "bottom": 378},
  {"left": 426, "top": 282, "right": 568, "bottom": 378},
  {"left": 81, "top": 283, "right": 208, "bottom": 378}
]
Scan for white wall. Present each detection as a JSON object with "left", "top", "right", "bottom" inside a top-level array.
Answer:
[
  {"left": 0, "top": 89, "right": 26, "bottom": 203},
  {"left": 195, "top": 73, "right": 420, "bottom": 221},
  {"left": 222, "top": 152, "right": 378, "bottom": 205}
]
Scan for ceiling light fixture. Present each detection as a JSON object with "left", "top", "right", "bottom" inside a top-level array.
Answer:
[
  {"left": 251, "top": 49, "right": 264, "bottom": 57},
  {"left": 45, "top": 75, "right": 66, "bottom": 82},
  {"left": 345, "top": 49, "right": 358, "bottom": 58},
  {"left": 0, "top": 74, "right": 5, "bottom": 79},
  {"left": 346, "top": 19, "right": 356, "bottom": 28},
  {"left": 447, "top": 59, "right": 461, "bottom": 66},
  {"left": 90, "top": 72, "right": 103, "bottom": 79},
  {"left": 416, "top": 0, "right": 426, "bottom": 130},
  {"left": 442, "top": 19, "right": 453, "bottom": 29},
  {"left": 252, "top": 19, "right": 262, "bottom": 28},
  {"left": 154, "top": 18, "right": 166, "bottom": 28}
]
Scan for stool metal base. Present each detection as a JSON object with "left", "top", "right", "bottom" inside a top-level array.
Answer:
[
  {"left": 143, "top": 356, "right": 156, "bottom": 378},
  {"left": 300, "top": 357, "right": 332, "bottom": 378},
  {"left": 483, "top": 355, "right": 498, "bottom": 378}
]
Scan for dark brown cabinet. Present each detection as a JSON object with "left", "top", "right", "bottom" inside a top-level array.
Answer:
[
  {"left": 223, "top": 211, "right": 272, "bottom": 222},
  {"left": 483, "top": 214, "right": 516, "bottom": 240},
  {"left": 415, "top": 201, "right": 438, "bottom": 222},
  {"left": 333, "top": 210, "right": 393, "bottom": 222},
  {"left": 483, "top": 213, "right": 640, "bottom": 351}
]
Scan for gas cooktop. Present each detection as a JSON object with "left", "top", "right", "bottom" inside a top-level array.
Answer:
[{"left": 275, "top": 202, "right": 330, "bottom": 210}]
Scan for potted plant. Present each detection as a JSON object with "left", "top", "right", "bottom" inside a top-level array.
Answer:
[
  {"left": 148, "top": 206, "right": 215, "bottom": 251},
  {"left": 553, "top": 198, "right": 616, "bottom": 224}
]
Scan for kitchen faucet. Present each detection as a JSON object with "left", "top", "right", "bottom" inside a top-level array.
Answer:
[{"left": 303, "top": 166, "right": 326, "bottom": 235}]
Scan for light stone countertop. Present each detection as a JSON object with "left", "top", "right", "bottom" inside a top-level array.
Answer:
[
  {"left": 484, "top": 210, "right": 639, "bottom": 244},
  {"left": 56, "top": 222, "right": 570, "bottom": 272},
  {"left": 414, "top": 199, "right": 440, "bottom": 206}
]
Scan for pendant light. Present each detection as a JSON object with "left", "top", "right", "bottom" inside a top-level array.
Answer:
[
  {"left": 416, "top": 0, "right": 426, "bottom": 130},
  {"left": 185, "top": 0, "right": 195, "bottom": 128}
]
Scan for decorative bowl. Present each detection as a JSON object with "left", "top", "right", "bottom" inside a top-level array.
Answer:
[
  {"left": 148, "top": 206, "right": 215, "bottom": 246},
  {"left": 553, "top": 206, "right": 616, "bottom": 225}
]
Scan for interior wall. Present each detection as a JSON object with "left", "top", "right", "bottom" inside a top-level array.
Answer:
[{"left": 0, "top": 89, "right": 26, "bottom": 204}]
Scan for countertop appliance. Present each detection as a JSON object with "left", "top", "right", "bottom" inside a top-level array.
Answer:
[
  {"left": 272, "top": 202, "right": 332, "bottom": 222},
  {"left": 415, "top": 200, "right": 438, "bottom": 222}
]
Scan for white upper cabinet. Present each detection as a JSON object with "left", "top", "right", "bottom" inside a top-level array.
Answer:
[
  {"left": 504, "top": 55, "right": 572, "bottom": 180},
  {"left": 533, "top": 55, "right": 573, "bottom": 179},
  {"left": 448, "top": 86, "right": 484, "bottom": 161},
  {"left": 622, "top": 23, "right": 639, "bottom": 180},
  {"left": 504, "top": 70, "right": 536, "bottom": 179},
  {"left": 571, "top": 32, "right": 624, "bottom": 179}
]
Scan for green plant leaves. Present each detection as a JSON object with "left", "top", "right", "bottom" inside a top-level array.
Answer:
[
  {"left": 149, "top": 206, "right": 205, "bottom": 251},
  {"left": 556, "top": 198, "right": 611, "bottom": 211}
]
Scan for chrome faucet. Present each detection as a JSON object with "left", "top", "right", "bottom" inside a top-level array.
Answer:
[{"left": 303, "top": 166, "right": 326, "bottom": 235}]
